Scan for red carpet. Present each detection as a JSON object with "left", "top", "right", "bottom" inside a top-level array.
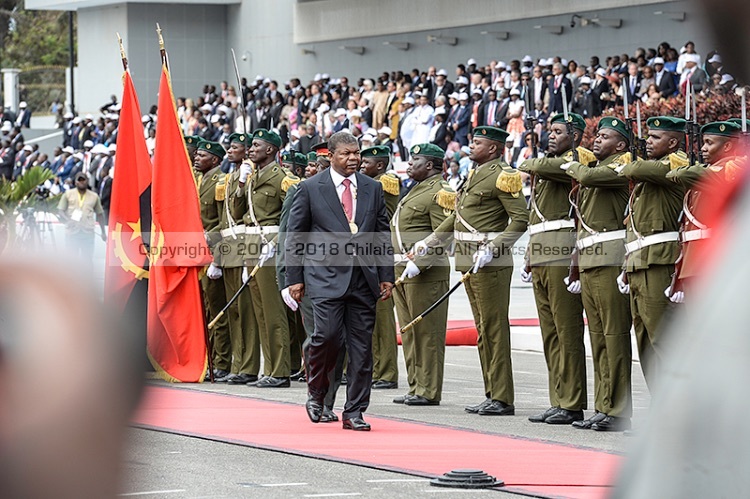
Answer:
[
  {"left": 397, "top": 318, "right": 541, "bottom": 346},
  {"left": 133, "top": 386, "right": 621, "bottom": 498}
]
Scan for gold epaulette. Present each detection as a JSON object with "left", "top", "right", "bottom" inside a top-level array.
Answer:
[
  {"left": 496, "top": 166, "right": 523, "bottom": 196},
  {"left": 281, "top": 173, "right": 301, "bottom": 193},
  {"left": 379, "top": 172, "right": 401, "bottom": 196},
  {"left": 576, "top": 146, "right": 597, "bottom": 166},
  {"left": 668, "top": 151, "right": 689, "bottom": 170},
  {"left": 435, "top": 181, "right": 456, "bottom": 211},
  {"left": 609, "top": 152, "right": 632, "bottom": 169},
  {"left": 215, "top": 175, "right": 226, "bottom": 201},
  {"left": 724, "top": 155, "right": 747, "bottom": 182}
]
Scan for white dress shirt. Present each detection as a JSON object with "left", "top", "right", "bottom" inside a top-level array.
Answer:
[{"left": 330, "top": 167, "right": 357, "bottom": 220}]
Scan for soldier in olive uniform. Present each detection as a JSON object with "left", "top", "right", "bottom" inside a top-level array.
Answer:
[
  {"left": 285, "top": 152, "right": 308, "bottom": 377},
  {"left": 306, "top": 151, "right": 320, "bottom": 178},
  {"left": 562, "top": 117, "right": 633, "bottom": 431},
  {"left": 185, "top": 135, "right": 201, "bottom": 164},
  {"left": 518, "top": 113, "right": 589, "bottom": 425},
  {"left": 193, "top": 140, "right": 232, "bottom": 378},
  {"left": 666, "top": 121, "right": 743, "bottom": 303},
  {"left": 416, "top": 125, "right": 529, "bottom": 416},
  {"left": 230, "top": 128, "right": 296, "bottom": 387},
  {"left": 359, "top": 145, "right": 401, "bottom": 390},
  {"left": 617, "top": 117, "right": 687, "bottom": 420},
  {"left": 214, "top": 132, "right": 262, "bottom": 385},
  {"left": 393, "top": 143, "right": 454, "bottom": 405}
]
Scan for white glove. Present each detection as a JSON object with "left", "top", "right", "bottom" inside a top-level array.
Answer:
[
  {"left": 520, "top": 267, "right": 532, "bottom": 283},
  {"left": 472, "top": 245, "right": 494, "bottom": 273},
  {"left": 239, "top": 161, "right": 252, "bottom": 183},
  {"left": 400, "top": 260, "right": 421, "bottom": 280},
  {"left": 281, "top": 287, "right": 299, "bottom": 311},
  {"left": 242, "top": 266, "right": 250, "bottom": 283},
  {"left": 563, "top": 276, "right": 581, "bottom": 294},
  {"left": 664, "top": 286, "right": 685, "bottom": 304},
  {"left": 258, "top": 241, "right": 276, "bottom": 266},
  {"left": 617, "top": 272, "right": 630, "bottom": 295},
  {"left": 560, "top": 161, "right": 574, "bottom": 171},
  {"left": 412, "top": 239, "right": 429, "bottom": 257},
  {"left": 207, "top": 263, "right": 223, "bottom": 280}
]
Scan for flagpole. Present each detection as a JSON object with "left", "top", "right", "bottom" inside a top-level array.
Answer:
[
  {"left": 117, "top": 32, "right": 128, "bottom": 72},
  {"left": 156, "top": 23, "right": 168, "bottom": 69}
]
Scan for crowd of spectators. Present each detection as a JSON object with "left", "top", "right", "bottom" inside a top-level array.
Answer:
[{"left": 3, "top": 39, "right": 740, "bottom": 201}]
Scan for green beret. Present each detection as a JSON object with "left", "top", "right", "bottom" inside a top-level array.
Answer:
[
  {"left": 410, "top": 143, "right": 445, "bottom": 160},
  {"left": 228, "top": 132, "right": 250, "bottom": 146},
  {"left": 361, "top": 145, "right": 390, "bottom": 159},
  {"left": 701, "top": 121, "right": 741, "bottom": 137},
  {"left": 294, "top": 152, "right": 308, "bottom": 166},
  {"left": 550, "top": 113, "right": 586, "bottom": 132},
  {"left": 307, "top": 151, "right": 318, "bottom": 164},
  {"left": 252, "top": 128, "right": 282, "bottom": 148},
  {"left": 597, "top": 117, "right": 630, "bottom": 139},
  {"left": 197, "top": 140, "right": 226, "bottom": 160},
  {"left": 646, "top": 116, "right": 686, "bottom": 133},
  {"left": 184, "top": 135, "right": 202, "bottom": 147},
  {"left": 472, "top": 125, "right": 510, "bottom": 143},
  {"left": 280, "top": 150, "right": 293, "bottom": 163},
  {"left": 726, "top": 118, "right": 750, "bottom": 131}
]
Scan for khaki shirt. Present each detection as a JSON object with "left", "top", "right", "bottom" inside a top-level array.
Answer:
[{"left": 58, "top": 188, "right": 103, "bottom": 233}]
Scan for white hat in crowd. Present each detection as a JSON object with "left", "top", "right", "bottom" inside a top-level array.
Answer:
[
  {"left": 63, "top": 146, "right": 74, "bottom": 154},
  {"left": 19, "top": 101, "right": 27, "bottom": 109},
  {"left": 596, "top": 68, "right": 607, "bottom": 76},
  {"left": 437, "top": 69, "right": 448, "bottom": 76},
  {"left": 403, "top": 97, "right": 415, "bottom": 105},
  {"left": 652, "top": 57, "right": 665, "bottom": 65},
  {"left": 708, "top": 54, "right": 722, "bottom": 64},
  {"left": 509, "top": 88, "right": 521, "bottom": 96},
  {"left": 83, "top": 140, "right": 94, "bottom": 148},
  {"left": 458, "top": 92, "right": 469, "bottom": 101},
  {"left": 377, "top": 126, "right": 392, "bottom": 135},
  {"left": 334, "top": 108, "right": 347, "bottom": 117},
  {"left": 522, "top": 55, "right": 533, "bottom": 63},
  {"left": 448, "top": 92, "right": 459, "bottom": 100},
  {"left": 721, "top": 74, "right": 735, "bottom": 84},
  {"left": 92, "top": 144, "right": 109, "bottom": 154},
  {"left": 579, "top": 76, "right": 592, "bottom": 85},
  {"left": 467, "top": 58, "right": 477, "bottom": 66},
  {"left": 434, "top": 106, "right": 447, "bottom": 115}
]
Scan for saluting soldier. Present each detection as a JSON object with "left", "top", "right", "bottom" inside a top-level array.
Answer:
[
  {"left": 359, "top": 145, "right": 401, "bottom": 390},
  {"left": 617, "top": 116, "right": 687, "bottom": 406},
  {"left": 393, "top": 143, "right": 454, "bottom": 406},
  {"left": 193, "top": 139, "right": 232, "bottom": 379},
  {"left": 562, "top": 117, "right": 633, "bottom": 431},
  {"left": 213, "top": 132, "right": 262, "bottom": 385},
  {"left": 518, "top": 113, "right": 589, "bottom": 425},
  {"left": 415, "top": 125, "right": 529, "bottom": 416},
  {"left": 666, "top": 120, "right": 743, "bottom": 303},
  {"left": 230, "top": 128, "right": 296, "bottom": 387}
]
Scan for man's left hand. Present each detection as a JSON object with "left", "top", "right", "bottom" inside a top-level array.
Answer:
[
  {"left": 379, "top": 282, "right": 393, "bottom": 301},
  {"left": 472, "top": 245, "right": 494, "bottom": 273}
]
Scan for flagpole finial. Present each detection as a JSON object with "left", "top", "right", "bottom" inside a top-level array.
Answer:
[
  {"left": 156, "top": 23, "right": 164, "bottom": 51},
  {"left": 117, "top": 32, "right": 128, "bottom": 71}
]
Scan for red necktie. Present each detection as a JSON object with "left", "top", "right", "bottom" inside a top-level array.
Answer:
[{"left": 342, "top": 178, "right": 353, "bottom": 220}]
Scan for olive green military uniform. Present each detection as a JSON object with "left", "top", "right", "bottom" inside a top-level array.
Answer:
[
  {"left": 518, "top": 146, "right": 590, "bottom": 412},
  {"left": 231, "top": 160, "right": 294, "bottom": 378},
  {"left": 428, "top": 161, "right": 529, "bottom": 406},
  {"left": 566, "top": 151, "right": 633, "bottom": 418},
  {"left": 371, "top": 172, "right": 401, "bottom": 385},
  {"left": 392, "top": 176, "right": 454, "bottom": 401},
  {"left": 197, "top": 166, "right": 232, "bottom": 372},
  {"left": 620, "top": 150, "right": 686, "bottom": 389},
  {"left": 215, "top": 166, "right": 262, "bottom": 377}
]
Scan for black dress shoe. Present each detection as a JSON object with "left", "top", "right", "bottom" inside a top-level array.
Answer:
[
  {"left": 393, "top": 394, "right": 415, "bottom": 404},
  {"left": 227, "top": 373, "right": 258, "bottom": 385},
  {"left": 206, "top": 369, "right": 230, "bottom": 381},
  {"left": 254, "top": 376, "right": 291, "bottom": 388},
  {"left": 545, "top": 409, "right": 584, "bottom": 425},
  {"left": 342, "top": 417, "right": 371, "bottom": 431},
  {"left": 215, "top": 373, "right": 237, "bottom": 383},
  {"left": 465, "top": 398, "right": 492, "bottom": 414},
  {"left": 592, "top": 415, "right": 631, "bottom": 432},
  {"left": 478, "top": 400, "right": 515, "bottom": 416},
  {"left": 528, "top": 406, "right": 560, "bottom": 423},
  {"left": 320, "top": 407, "right": 339, "bottom": 423},
  {"left": 572, "top": 411, "right": 606, "bottom": 429},
  {"left": 404, "top": 395, "right": 439, "bottom": 406},
  {"left": 371, "top": 380, "right": 398, "bottom": 389},
  {"left": 290, "top": 370, "right": 306, "bottom": 382},
  {"left": 305, "top": 397, "right": 323, "bottom": 423}
]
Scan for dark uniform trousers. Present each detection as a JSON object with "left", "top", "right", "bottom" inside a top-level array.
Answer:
[
  {"left": 580, "top": 266, "right": 632, "bottom": 417},
  {"left": 464, "top": 266, "right": 515, "bottom": 405},
  {"left": 287, "top": 307, "right": 307, "bottom": 375},
  {"left": 393, "top": 278, "right": 449, "bottom": 401},
  {"left": 372, "top": 297, "right": 398, "bottom": 383},
  {"left": 201, "top": 274, "right": 231, "bottom": 372},
  {"left": 628, "top": 264, "right": 673, "bottom": 390},
  {"left": 222, "top": 266, "right": 261, "bottom": 375},
  {"left": 531, "top": 264, "right": 586, "bottom": 411},
  {"left": 249, "top": 264, "right": 291, "bottom": 378}
]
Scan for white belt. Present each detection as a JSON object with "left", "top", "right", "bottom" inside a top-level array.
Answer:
[
  {"left": 682, "top": 228, "right": 711, "bottom": 242},
  {"left": 624, "top": 231, "right": 679, "bottom": 255},
  {"left": 528, "top": 219, "right": 576, "bottom": 235},
  {"left": 576, "top": 230, "right": 626, "bottom": 250},
  {"left": 454, "top": 231, "right": 502, "bottom": 242},
  {"left": 220, "top": 225, "right": 279, "bottom": 237}
]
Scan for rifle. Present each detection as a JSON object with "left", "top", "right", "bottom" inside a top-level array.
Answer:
[
  {"left": 685, "top": 79, "right": 696, "bottom": 165},
  {"left": 560, "top": 81, "right": 580, "bottom": 285},
  {"left": 691, "top": 85, "right": 703, "bottom": 164},
  {"left": 743, "top": 87, "right": 749, "bottom": 147},
  {"left": 523, "top": 83, "right": 537, "bottom": 209}
]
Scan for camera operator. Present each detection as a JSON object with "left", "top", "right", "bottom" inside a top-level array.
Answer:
[{"left": 57, "top": 172, "right": 106, "bottom": 265}]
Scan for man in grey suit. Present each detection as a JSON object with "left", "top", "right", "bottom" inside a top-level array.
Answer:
[{"left": 286, "top": 131, "right": 394, "bottom": 431}]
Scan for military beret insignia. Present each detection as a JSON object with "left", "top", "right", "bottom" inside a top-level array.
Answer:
[
  {"left": 206, "top": 143, "right": 212, "bottom": 149},
  {"left": 720, "top": 124, "right": 726, "bottom": 132},
  {"left": 482, "top": 129, "right": 487, "bottom": 135},
  {"left": 414, "top": 145, "right": 421, "bottom": 153},
  {"left": 612, "top": 120, "right": 618, "bottom": 126},
  {"left": 239, "top": 135, "right": 245, "bottom": 141},
  {"left": 259, "top": 131, "right": 264, "bottom": 136},
  {"left": 654, "top": 119, "right": 660, "bottom": 127}
]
